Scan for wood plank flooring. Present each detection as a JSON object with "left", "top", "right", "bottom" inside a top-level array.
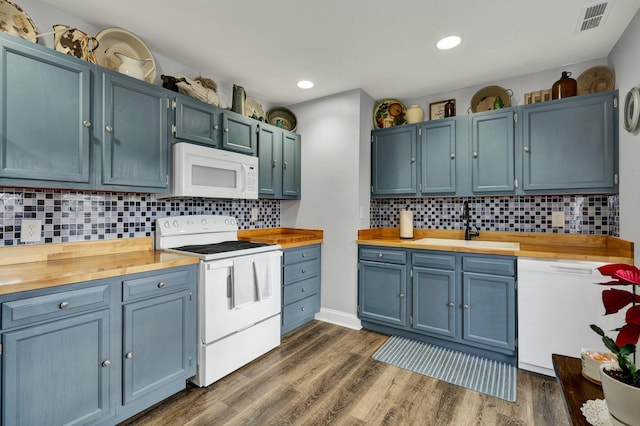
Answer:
[{"left": 121, "top": 321, "right": 570, "bottom": 426}]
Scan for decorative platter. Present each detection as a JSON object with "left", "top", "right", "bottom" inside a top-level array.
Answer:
[
  {"left": 577, "top": 66, "right": 615, "bottom": 95},
  {"left": 245, "top": 97, "right": 266, "bottom": 121},
  {"left": 267, "top": 106, "right": 297, "bottom": 131},
  {"left": 373, "top": 99, "right": 407, "bottom": 128},
  {"left": 95, "top": 27, "right": 157, "bottom": 83},
  {"left": 0, "top": 0, "right": 37, "bottom": 43}
]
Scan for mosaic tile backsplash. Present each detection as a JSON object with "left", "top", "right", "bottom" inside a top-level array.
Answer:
[
  {"left": 371, "top": 194, "right": 619, "bottom": 236},
  {"left": 0, "top": 189, "right": 619, "bottom": 246},
  {"left": 0, "top": 189, "right": 280, "bottom": 246}
]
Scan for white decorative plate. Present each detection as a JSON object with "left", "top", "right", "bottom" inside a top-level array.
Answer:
[
  {"left": 581, "top": 399, "right": 613, "bottom": 426},
  {"left": 245, "top": 97, "right": 265, "bottom": 121},
  {"left": 0, "top": 0, "right": 37, "bottom": 42},
  {"left": 95, "top": 27, "right": 157, "bottom": 83}
]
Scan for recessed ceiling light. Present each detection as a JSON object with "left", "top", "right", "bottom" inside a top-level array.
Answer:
[
  {"left": 436, "top": 35, "right": 462, "bottom": 50},
  {"left": 297, "top": 80, "right": 314, "bottom": 89}
]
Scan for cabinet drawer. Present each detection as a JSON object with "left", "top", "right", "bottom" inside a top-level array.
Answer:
[
  {"left": 412, "top": 251, "right": 456, "bottom": 270},
  {"left": 2, "top": 284, "right": 110, "bottom": 328},
  {"left": 283, "top": 245, "right": 320, "bottom": 265},
  {"left": 283, "top": 276, "right": 320, "bottom": 305},
  {"left": 282, "top": 294, "right": 319, "bottom": 326},
  {"left": 359, "top": 247, "right": 406, "bottom": 264},
  {"left": 123, "top": 269, "right": 191, "bottom": 301},
  {"left": 284, "top": 260, "right": 320, "bottom": 285},
  {"left": 462, "top": 256, "right": 516, "bottom": 276}
]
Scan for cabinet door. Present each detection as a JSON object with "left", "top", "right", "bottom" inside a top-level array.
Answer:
[
  {"left": 358, "top": 260, "right": 406, "bottom": 326},
  {"left": 471, "top": 110, "right": 515, "bottom": 193},
  {"left": 282, "top": 131, "right": 301, "bottom": 199},
  {"left": 462, "top": 271, "right": 515, "bottom": 352},
  {"left": 419, "top": 119, "right": 456, "bottom": 194},
  {"left": 412, "top": 266, "right": 456, "bottom": 337},
  {"left": 0, "top": 35, "right": 92, "bottom": 188},
  {"left": 174, "top": 95, "right": 220, "bottom": 147},
  {"left": 371, "top": 126, "right": 418, "bottom": 196},
  {"left": 98, "top": 71, "right": 169, "bottom": 191},
  {"left": 2, "top": 310, "right": 111, "bottom": 426},
  {"left": 521, "top": 92, "right": 616, "bottom": 192},
  {"left": 122, "top": 289, "right": 193, "bottom": 405},
  {"left": 221, "top": 111, "right": 258, "bottom": 155},
  {"left": 257, "top": 124, "right": 283, "bottom": 198}
]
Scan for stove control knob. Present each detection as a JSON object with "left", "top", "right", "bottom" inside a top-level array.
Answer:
[
  {"left": 230, "top": 219, "right": 236, "bottom": 225},
  {"left": 201, "top": 218, "right": 208, "bottom": 225},
  {"left": 163, "top": 221, "right": 171, "bottom": 228},
  {"left": 173, "top": 220, "right": 180, "bottom": 227}
]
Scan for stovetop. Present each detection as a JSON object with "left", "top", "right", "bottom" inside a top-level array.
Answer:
[{"left": 172, "top": 240, "right": 273, "bottom": 255}]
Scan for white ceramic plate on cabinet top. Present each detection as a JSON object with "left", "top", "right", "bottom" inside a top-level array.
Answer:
[
  {"left": 95, "top": 27, "right": 157, "bottom": 83},
  {"left": 0, "top": 0, "right": 37, "bottom": 42}
]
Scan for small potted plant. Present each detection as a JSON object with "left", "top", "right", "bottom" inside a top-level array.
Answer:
[{"left": 590, "top": 263, "right": 640, "bottom": 424}]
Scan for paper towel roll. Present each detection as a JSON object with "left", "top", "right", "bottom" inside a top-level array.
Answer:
[{"left": 400, "top": 210, "right": 414, "bottom": 239}]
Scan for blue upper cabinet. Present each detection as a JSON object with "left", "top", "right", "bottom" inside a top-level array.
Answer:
[
  {"left": 371, "top": 125, "right": 418, "bottom": 196},
  {"left": 258, "top": 124, "right": 301, "bottom": 199},
  {"left": 419, "top": 118, "right": 456, "bottom": 194},
  {"left": 471, "top": 108, "right": 516, "bottom": 193},
  {"left": 281, "top": 131, "right": 301, "bottom": 198},
  {"left": 96, "top": 70, "right": 169, "bottom": 192},
  {"left": 172, "top": 94, "right": 220, "bottom": 148},
  {"left": 221, "top": 110, "right": 258, "bottom": 155},
  {"left": 520, "top": 91, "right": 617, "bottom": 194},
  {"left": 0, "top": 33, "right": 92, "bottom": 189}
]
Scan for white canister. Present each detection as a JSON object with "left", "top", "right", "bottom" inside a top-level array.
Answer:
[
  {"left": 400, "top": 209, "right": 414, "bottom": 239},
  {"left": 405, "top": 105, "right": 424, "bottom": 124}
]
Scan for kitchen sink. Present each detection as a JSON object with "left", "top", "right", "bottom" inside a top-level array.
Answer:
[{"left": 409, "top": 238, "right": 520, "bottom": 251}]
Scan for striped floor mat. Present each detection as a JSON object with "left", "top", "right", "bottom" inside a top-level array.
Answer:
[{"left": 372, "top": 335, "right": 517, "bottom": 402}]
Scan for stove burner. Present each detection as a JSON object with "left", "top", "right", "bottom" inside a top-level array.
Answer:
[{"left": 173, "top": 240, "right": 273, "bottom": 255}]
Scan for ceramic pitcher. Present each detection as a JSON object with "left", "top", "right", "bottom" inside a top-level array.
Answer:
[{"left": 114, "top": 52, "right": 155, "bottom": 81}]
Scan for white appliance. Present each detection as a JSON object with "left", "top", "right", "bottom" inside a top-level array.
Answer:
[
  {"left": 517, "top": 258, "right": 625, "bottom": 376},
  {"left": 156, "top": 214, "right": 282, "bottom": 387},
  {"left": 159, "top": 143, "right": 259, "bottom": 199}
]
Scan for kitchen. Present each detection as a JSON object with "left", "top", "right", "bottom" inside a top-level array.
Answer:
[{"left": 1, "top": 0, "right": 640, "bottom": 425}]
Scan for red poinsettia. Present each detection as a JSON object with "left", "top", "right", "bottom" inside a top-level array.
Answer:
[{"left": 597, "top": 263, "right": 640, "bottom": 347}]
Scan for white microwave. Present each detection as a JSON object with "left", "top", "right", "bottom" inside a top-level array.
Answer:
[{"left": 159, "top": 143, "right": 258, "bottom": 199}]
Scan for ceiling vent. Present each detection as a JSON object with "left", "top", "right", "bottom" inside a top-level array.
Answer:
[{"left": 577, "top": 1, "right": 613, "bottom": 32}]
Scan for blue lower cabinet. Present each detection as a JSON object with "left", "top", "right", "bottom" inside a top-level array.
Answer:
[
  {"left": 412, "top": 266, "right": 456, "bottom": 338},
  {"left": 281, "top": 244, "right": 321, "bottom": 334},
  {"left": 0, "top": 265, "right": 197, "bottom": 426}
]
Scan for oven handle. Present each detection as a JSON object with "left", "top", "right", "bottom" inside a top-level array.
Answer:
[
  {"left": 227, "top": 273, "right": 232, "bottom": 299},
  {"left": 241, "top": 163, "right": 248, "bottom": 193}
]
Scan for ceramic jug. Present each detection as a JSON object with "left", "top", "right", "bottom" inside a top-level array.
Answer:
[
  {"left": 114, "top": 52, "right": 155, "bottom": 81},
  {"left": 405, "top": 105, "right": 424, "bottom": 123}
]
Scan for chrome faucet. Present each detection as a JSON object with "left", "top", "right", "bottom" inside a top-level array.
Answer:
[{"left": 463, "top": 201, "right": 480, "bottom": 240}]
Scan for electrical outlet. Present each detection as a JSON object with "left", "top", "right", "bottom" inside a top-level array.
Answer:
[
  {"left": 21, "top": 219, "right": 42, "bottom": 242},
  {"left": 251, "top": 208, "right": 259, "bottom": 221},
  {"left": 551, "top": 211, "right": 565, "bottom": 227}
]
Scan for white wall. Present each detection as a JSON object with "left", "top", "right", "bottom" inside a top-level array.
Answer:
[
  {"left": 282, "top": 89, "right": 373, "bottom": 329},
  {"left": 610, "top": 9, "right": 640, "bottom": 262}
]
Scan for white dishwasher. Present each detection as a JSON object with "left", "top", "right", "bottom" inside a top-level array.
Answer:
[{"left": 517, "top": 258, "right": 625, "bottom": 376}]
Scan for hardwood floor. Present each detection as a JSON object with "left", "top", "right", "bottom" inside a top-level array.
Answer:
[{"left": 121, "top": 321, "right": 570, "bottom": 426}]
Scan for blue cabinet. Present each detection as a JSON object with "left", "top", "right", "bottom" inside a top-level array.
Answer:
[
  {"left": 172, "top": 94, "right": 220, "bottom": 147},
  {"left": 0, "top": 265, "right": 197, "bottom": 426},
  {"left": 221, "top": 110, "right": 258, "bottom": 155},
  {"left": 0, "top": 33, "right": 93, "bottom": 189},
  {"left": 358, "top": 245, "right": 516, "bottom": 364},
  {"left": 358, "top": 247, "right": 407, "bottom": 327},
  {"left": 520, "top": 90, "right": 617, "bottom": 193},
  {"left": 371, "top": 125, "right": 418, "bottom": 196},
  {"left": 258, "top": 124, "right": 301, "bottom": 199},
  {"left": 96, "top": 70, "right": 169, "bottom": 192},
  {"left": 419, "top": 119, "right": 457, "bottom": 194},
  {"left": 471, "top": 108, "right": 516, "bottom": 193},
  {"left": 281, "top": 244, "right": 321, "bottom": 334}
]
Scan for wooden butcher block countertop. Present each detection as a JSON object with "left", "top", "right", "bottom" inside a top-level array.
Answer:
[
  {"left": 358, "top": 228, "right": 634, "bottom": 264},
  {"left": 238, "top": 228, "right": 323, "bottom": 249},
  {"left": 0, "top": 237, "right": 199, "bottom": 295}
]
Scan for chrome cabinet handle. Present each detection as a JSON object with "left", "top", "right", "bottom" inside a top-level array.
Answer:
[
  {"left": 272, "top": 160, "right": 277, "bottom": 168},
  {"left": 301, "top": 269, "right": 306, "bottom": 274},
  {"left": 399, "top": 293, "right": 405, "bottom": 298},
  {"left": 102, "top": 360, "right": 111, "bottom": 367},
  {"left": 524, "top": 146, "right": 530, "bottom": 152},
  {"left": 378, "top": 253, "right": 383, "bottom": 257},
  {"left": 301, "top": 288, "right": 306, "bottom": 292},
  {"left": 59, "top": 301, "right": 69, "bottom": 309},
  {"left": 157, "top": 281, "right": 165, "bottom": 288},
  {"left": 213, "top": 125, "right": 219, "bottom": 130},
  {"left": 125, "top": 352, "right": 133, "bottom": 359},
  {"left": 472, "top": 151, "right": 478, "bottom": 158},
  {"left": 302, "top": 253, "right": 306, "bottom": 258},
  {"left": 463, "top": 304, "right": 470, "bottom": 309},
  {"left": 410, "top": 157, "right": 416, "bottom": 163},
  {"left": 448, "top": 302, "right": 454, "bottom": 307},
  {"left": 284, "top": 161, "right": 288, "bottom": 170},
  {"left": 450, "top": 153, "right": 455, "bottom": 159},
  {"left": 105, "top": 125, "right": 113, "bottom": 133},
  {"left": 82, "top": 120, "right": 91, "bottom": 128},
  {"left": 301, "top": 307, "right": 305, "bottom": 312},
  {"left": 224, "top": 128, "right": 230, "bottom": 133}
]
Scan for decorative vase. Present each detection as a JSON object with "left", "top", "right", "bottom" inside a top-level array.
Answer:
[
  {"left": 405, "top": 105, "right": 424, "bottom": 123},
  {"left": 551, "top": 71, "right": 577, "bottom": 100},
  {"left": 600, "top": 364, "right": 640, "bottom": 425}
]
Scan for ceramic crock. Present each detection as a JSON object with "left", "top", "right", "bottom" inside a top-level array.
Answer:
[
  {"left": 600, "top": 363, "right": 640, "bottom": 425},
  {"left": 405, "top": 105, "right": 424, "bottom": 123}
]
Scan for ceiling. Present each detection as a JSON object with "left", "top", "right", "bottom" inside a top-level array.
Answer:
[{"left": 40, "top": 0, "right": 640, "bottom": 106}]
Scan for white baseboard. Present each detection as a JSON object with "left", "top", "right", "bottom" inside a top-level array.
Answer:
[{"left": 315, "top": 308, "right": 362, "bottom": 330}]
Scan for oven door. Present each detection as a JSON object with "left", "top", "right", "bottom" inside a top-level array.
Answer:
[{"left": 200, "top": 250, "right": 282, "bottom": 344}]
